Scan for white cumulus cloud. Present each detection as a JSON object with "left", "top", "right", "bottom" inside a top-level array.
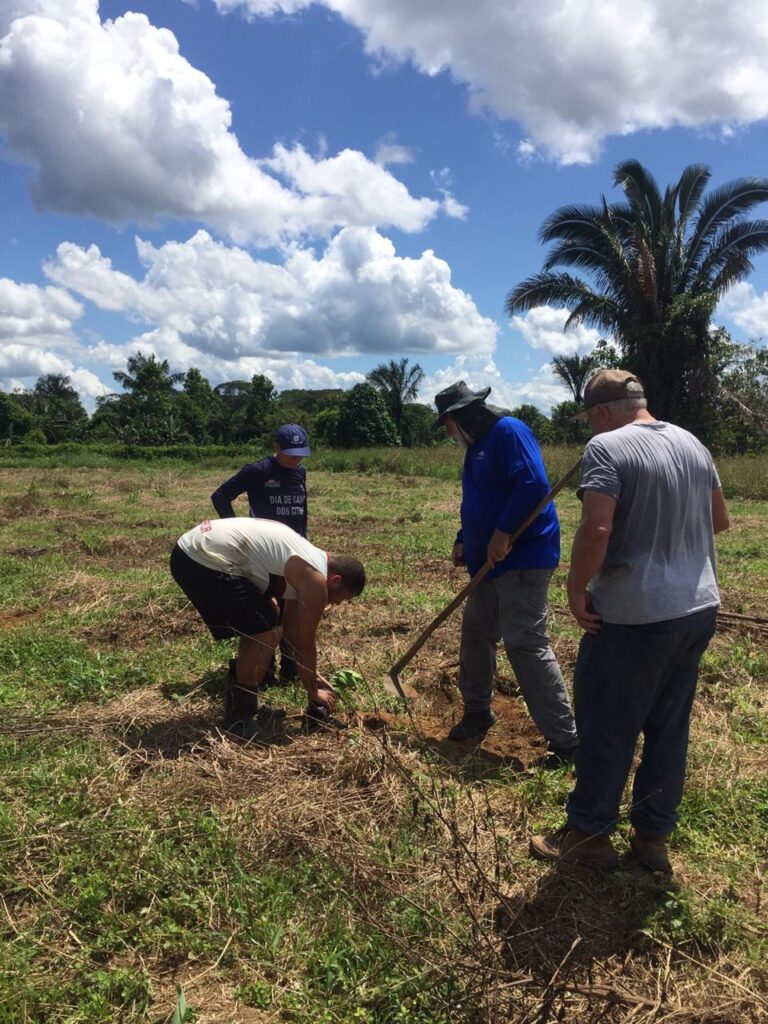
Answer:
[
  {"left": 510, "top": 306, "right": 604, "bottom": 357},
  {"left": 422, "top": 355, "right": 569, "bottom": 415},
  {"left": 0, "top": 279, "right": 82, "bottom": 339},
  {"left": 0, "top": 0, "right": 450, "bottom": 242},
  {"left": 0, "top": 277, "right": 109, "bottom": 396},
  {"left": 718, "top": 282, "right": 768, "bottom": 340},
  {"left": 214, "top": 0, "right": 768, "bottom": 163},
  {"left": 45, "top": 227, "right": 498, "bottom": 358}
]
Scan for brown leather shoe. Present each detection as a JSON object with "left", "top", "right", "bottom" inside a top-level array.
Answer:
[
  {"left": 530, "top": 825, "right": 619, "bottom": 869},
  {"left": 630, "top": 830, "right": 672, "bottom": 872}
]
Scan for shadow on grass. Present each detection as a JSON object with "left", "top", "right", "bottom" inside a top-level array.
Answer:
[
  {"left": 496, "top": 859, "right": 676, "bottom": 983},
  {"left": 363, "top": 718, "right": 525, "bottom": 780},
  {"left": 116, "top": 667, "right": 295, "bottom": 758}
]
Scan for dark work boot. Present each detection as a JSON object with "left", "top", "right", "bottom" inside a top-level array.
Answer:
[
  {"left": 279, "top": 652, "right": 299, "bottom": 684},
  {"left": 630, "top": 829, "right": 672, "bottom": 873},
  {"left": 224, "top": 671, "right": 259, "bottom": 737},
  {"left": 447, "top": 709, "right": 497, "bottom": 742},
  {"left": 539, "top": 743, "right": 579, "bottom": 770},
  {"left": 530, "top": 825, "right": 619, "bottom": 869},
  {"left": 224, "top": 664, "right": 284, "bottom": 739},
  {"left": 259, "top": 653, "right": 279, "bottom": 690}
]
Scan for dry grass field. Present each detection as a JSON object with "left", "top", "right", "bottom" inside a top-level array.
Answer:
[{"left": 0, "top": 461, "right": 766, "bottom": 1023}]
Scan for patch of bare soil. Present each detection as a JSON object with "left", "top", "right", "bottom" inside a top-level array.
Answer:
[
  {"left": 75, "top": 534, "right": 176, "bottom": 569},
  {"left": 0, "top": 607, "right": 42, "bottom": 629},
  {"left": 80, "top": 601, "right": 200, "bottom": 648},
  {"left": 361, "top": 685, "right": 545, "bottom": 772},
  {"left": 4, "top": 545, "right": 55, "bottom": 558}
]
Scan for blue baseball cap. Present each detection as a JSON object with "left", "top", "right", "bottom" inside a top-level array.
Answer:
[{"left": 273, "top": 423, "right": 311, "bottom": 456}]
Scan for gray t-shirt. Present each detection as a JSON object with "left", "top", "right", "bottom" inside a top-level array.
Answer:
[{"left": 579, "top": 421, "right": 721, "bottom": 624}]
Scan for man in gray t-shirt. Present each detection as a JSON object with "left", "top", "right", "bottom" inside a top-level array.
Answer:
[
  {"left": 531, "top": 370, "right": 730, "bottom": 872},
  {"left": 580, "top": 420, "right": 721, "bottom": 624}
]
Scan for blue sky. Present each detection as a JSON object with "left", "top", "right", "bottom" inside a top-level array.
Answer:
[{"left": 2, "top": 0, "right": 768, "bottom": 411}]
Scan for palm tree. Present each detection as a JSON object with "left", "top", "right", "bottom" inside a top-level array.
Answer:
[
  {"left": 506, "top": 161, "right": 768, "bottom": 430},
  {"left": 113, "top": 352, "right": 184, "bottom": 398},
  {"left": 366, "top": 357, "right": 425, "bottom": 434},
  {"left": 550, "top": 353, "right": 601, "bottom": 404}
]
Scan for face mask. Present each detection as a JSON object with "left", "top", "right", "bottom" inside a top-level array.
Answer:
[
  {"left": 454, "top": 423, "right": 473, "bottom": 448},
  {"left": 447, "top": 422, "right": 472, "bottom": 450}
]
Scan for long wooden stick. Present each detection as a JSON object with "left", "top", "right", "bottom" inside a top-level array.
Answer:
[{"left": 386, "top": 456, "right": 583, "bottom": 703}]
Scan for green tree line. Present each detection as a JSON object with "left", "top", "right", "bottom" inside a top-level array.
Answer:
[
  {"left": 0, "top": 356, "right": 437, "bottom": 450},
  {"left": 2, "top": 341, "right": 767, "bottom": 453}
]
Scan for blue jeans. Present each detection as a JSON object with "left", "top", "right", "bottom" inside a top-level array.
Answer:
[{"left": 566, "top": 606, "right": 718, "bottom": 837}]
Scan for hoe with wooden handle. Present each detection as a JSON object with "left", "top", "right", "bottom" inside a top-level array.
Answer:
[{"left": 385, "top": 457, "right": 583, "bottom": 704}]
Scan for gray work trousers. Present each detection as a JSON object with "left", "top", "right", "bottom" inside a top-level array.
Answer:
[{"left": 458, "top": 568, "right": 577, "bottom": 748}]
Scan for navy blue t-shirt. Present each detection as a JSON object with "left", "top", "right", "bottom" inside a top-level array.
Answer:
[
  {"left": 457, "top": 417, "right": 560, "bottom": 578},
  {"left": 211, "top": 456, "right": 308, "bottom": 537}
]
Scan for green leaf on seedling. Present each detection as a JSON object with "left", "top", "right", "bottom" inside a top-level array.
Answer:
[
  {"left": 329, "top": 669, "right": 364, "bottom": 695},
  {"left": 171, "top": 984, "right": 192, "bottom": 1024}
]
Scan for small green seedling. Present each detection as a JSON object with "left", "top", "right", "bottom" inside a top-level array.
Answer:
[{"left": 329, "top": 668, "right": 364, "bottom": 696}]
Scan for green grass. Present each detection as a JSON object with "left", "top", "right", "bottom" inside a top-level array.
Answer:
[
  {"left": 0, "top": 463, "right": 766, "bottom": 1021},
  {"left": 3, "top": 443, "right": 768, "bottom": 497}
]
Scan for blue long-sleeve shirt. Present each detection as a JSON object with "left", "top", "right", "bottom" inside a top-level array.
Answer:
[
  {"left": 457, "top": 417, "right": 560, "bottom": 578},
  {"left": 211, "top": 456, "right": 308, "bottom": 537}
]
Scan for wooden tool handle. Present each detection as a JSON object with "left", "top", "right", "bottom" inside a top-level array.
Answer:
[{"left": 387, "top": 456, "right": 582, "bottom": 680}]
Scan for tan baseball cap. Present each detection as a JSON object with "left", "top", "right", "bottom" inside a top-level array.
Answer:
[{"left": 574, "top": 369, "right": 645, "bottom": 421}]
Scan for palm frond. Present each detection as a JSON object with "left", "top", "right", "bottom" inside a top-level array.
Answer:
[
  {"left": 538, "top": 204, "right": 608, "bottom": 244},
  {"left": 562, "top": 295, "right": 627, "bottom": 335},
  {"left": 505, "top": 272, "right": 600, "bottom": 316},
  {"left": 551, "top": 352, "right": 602, "bottom": 402},
  {"left": 676, "top": 163, "right": 711, "bottom": 227},
  {"left": 542, "top": 240, "right": 619, "bottom": 275},
  {"left": 691, "top": 220, "right": 768, "bottom": 295},
  {"left": 614, "top": 159, "right": 663, "bottom": 235},
  {"left": 682, "top": 177, "right": 768, "bottom": 285},
  {"left": 709, "top": 256, "right": 755, "bottom": 297}
]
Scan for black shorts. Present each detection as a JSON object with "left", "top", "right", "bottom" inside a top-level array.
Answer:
[{"left": 170, "top": 544, "right": 280, "bottom": 641}]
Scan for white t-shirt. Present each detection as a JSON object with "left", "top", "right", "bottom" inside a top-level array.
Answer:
[{"left": 177, "top": 518, "right": 327, "bottom": 600}]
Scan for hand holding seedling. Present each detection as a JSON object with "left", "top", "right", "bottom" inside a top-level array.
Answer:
[{"left": 311, "top": 676, "right": 337, "bottom": 712}]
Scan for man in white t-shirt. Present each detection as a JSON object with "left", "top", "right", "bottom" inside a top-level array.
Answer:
[{"left": 170, "top": 518, "right": 365, "bottom": 738}]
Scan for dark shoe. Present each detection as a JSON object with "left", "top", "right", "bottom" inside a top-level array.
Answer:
[
  {"left": 540, "top": 743, "right": 579, "bottom": 770},
  {"left": 279, "top": 653, "right": 299, "bottom": 683},
  {"left": 302, "top": 702, "right": 347, "bottom": 734},
  {"left": 447, "top": 710, "right": 497, "bottom": 742},
  {"left": 530, "top": 825, "right": 619, "bottom": 869},
  {"left": 302, "top": 701, "right": 330, "bottom": 733},
  {"left": 259, "top": 662, "right": 279, "bottom": 690},
  {"left": 630, "top": 829, "right": 672, "bottom": 872},
  {"left": 225, "top": 683, "right": 259, "bottom": 721},
  {"left": 224, "top": 716, "right": 262, "bottom": 741},
  {"left": 230, "top": 655, "right": 286, "bottom": 691}
]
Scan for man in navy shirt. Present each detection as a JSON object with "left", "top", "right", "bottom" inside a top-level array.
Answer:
[
  {"left": 435, "top": 382, "right": 577, "bottom": 758},
  {"left": 211, "top": 424, "right": 311, "bottom": 681}
]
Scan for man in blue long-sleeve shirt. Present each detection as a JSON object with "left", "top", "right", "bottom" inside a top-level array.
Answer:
[
  {"left": 211, "top": 423, "right": 310, "bottom": 537},
  {"left": 435, "top": 381, "right": 577, "bottom": 758},
  {"left": 211, "top": 423, "right": 311, "bottom": 682}
]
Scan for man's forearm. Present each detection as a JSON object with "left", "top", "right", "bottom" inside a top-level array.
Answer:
[
  {"left": 568, "top": 522, "right": 611, "bottom": 595},
  {"left": 295, "top": 641, "right": 318, "bottom": 694},
  {"left": 211, "top": 491, "right": 236, "bottom": 518},
  {"left": 282, "top": 613, "right": 318, "bottom": 693}
]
